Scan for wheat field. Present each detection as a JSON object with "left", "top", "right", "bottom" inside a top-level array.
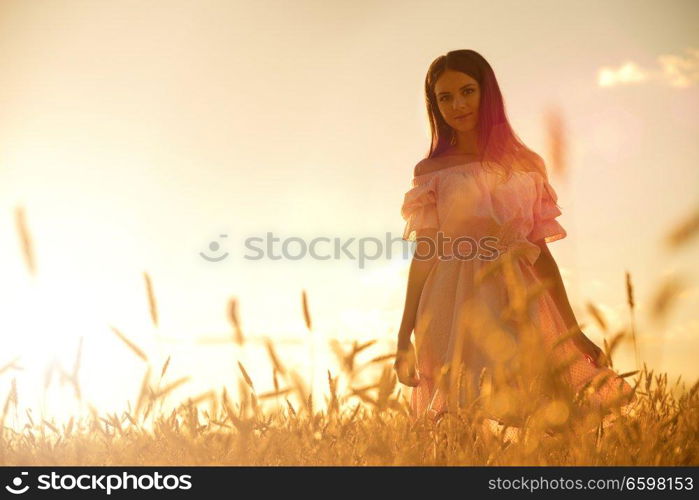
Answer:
[
  {"left": 3, "top": 168, "right": 699, "bottom": 466},
  {"left": 1, "top": 344, "right": 697, "bottom": 465}
]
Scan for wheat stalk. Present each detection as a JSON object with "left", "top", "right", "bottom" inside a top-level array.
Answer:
[
  {"left": 143, "top": 272, "right": 159, "bottom": 327},
  {"left": 109, "top": 326, "right": 148, "bottom": 362},
  {"left": 625, "top": 271, "right": 640, "bottom": 370},
  {"left": 665, "top": 207, "right": 699, "bottom": 249},
  {"left": 14, "top": 206, "right": 36, "bottom": 275},
  {"left": 227, "top": 298, "right": 245, "bottom": 345}
]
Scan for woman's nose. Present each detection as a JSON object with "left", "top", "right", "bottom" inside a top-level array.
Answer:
[{"left": 452, "top": 95, "right": 467, "bottom": 109}]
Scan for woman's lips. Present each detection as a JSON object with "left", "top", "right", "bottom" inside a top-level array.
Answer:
[{"left": 454, "top": 113, "right": 472, "bottom": 120}]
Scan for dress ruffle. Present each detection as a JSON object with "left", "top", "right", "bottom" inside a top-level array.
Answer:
[
  {"left": 527, "top": 172, "right": 567, "bottom": 244},
  {"left": 400, "top": 175, "right": 439, "bottom": 242}
]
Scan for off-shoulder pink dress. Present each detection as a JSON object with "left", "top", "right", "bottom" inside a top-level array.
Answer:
[{"left": 400, "top": 160, "right": 635, "bottom": 422}]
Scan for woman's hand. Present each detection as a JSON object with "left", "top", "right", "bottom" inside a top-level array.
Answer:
[
  {"left": 393, "top": 342, "right": 420, "bottom": 387},
  {"left": 572, "top": 329, "right": 610, "bottom": 368}
]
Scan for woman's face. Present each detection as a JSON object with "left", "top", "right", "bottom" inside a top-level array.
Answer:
[{"left": 434, "top": 69, "right": 480, "bottom": 133}]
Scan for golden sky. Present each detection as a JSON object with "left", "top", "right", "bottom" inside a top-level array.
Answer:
[{"left": 0, "top": 0, "right": 697, "bottom": 421}]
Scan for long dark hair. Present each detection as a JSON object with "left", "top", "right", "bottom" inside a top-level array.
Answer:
[{"left": 424, "top": 50, "right": 547, "bottom": 180}]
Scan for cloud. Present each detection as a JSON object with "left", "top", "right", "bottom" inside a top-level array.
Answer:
[
  {"left": 598, "top": 61, "right": 649, "bottom": 87},
  {"left": 598, "top": 47, "right": 699, "bottom": 88},
  {"left": 658, "top": 48, "right": 699, "bottom": 88}
]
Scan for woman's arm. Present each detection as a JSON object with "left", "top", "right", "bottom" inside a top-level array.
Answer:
[
  {"left": 397, "top": 227, "right": 439, "bottom": 350},
  {"left": 531, "top": 241, "right": 579, "bottom": 331},
  {"left": 532, "top": 240, "right": 609, "bottom": 365}
]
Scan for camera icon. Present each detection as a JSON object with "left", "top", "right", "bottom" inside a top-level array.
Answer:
[
  {"left": 200, "top": 234, "right": 229, "bottom": 262},
  {"left": 5, "top": 471, "right": 29, "bottom": 494}
]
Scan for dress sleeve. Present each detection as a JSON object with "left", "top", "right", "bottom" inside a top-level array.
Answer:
[
  {"left": 528, "top": 172, "right": 567, "bottom": 244},
  {"left": 400, "top": 175, "right": 439, "bottom": 242}
]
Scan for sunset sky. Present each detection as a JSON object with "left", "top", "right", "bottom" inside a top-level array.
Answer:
[{"left": 0, "top": 0, "right": 697, "bottom": 421}]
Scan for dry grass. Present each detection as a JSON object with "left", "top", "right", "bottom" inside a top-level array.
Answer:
[
  {"left": 1, "top": 263, "right": 697, "bottom": 465},
  {"left": 2, "top": 172, "right": 698, "bottom": 466},
  {"left": 0, "top": 356, "right": 696, "bottom": 465}
]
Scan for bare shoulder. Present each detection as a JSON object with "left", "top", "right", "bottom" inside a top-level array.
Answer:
[
  {"left": 414, "top": 148, "right": 480, "bottom": 177},
  {"left": 414, "top": 158, "right": 436, "bottom": 177},
  {"left": 414, "top": 157, "right": 453, "bottom": 176}
]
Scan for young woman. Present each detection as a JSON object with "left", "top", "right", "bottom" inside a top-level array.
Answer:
[{"left": 394, "top": 50, "right": 635, "bottom": 426}]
